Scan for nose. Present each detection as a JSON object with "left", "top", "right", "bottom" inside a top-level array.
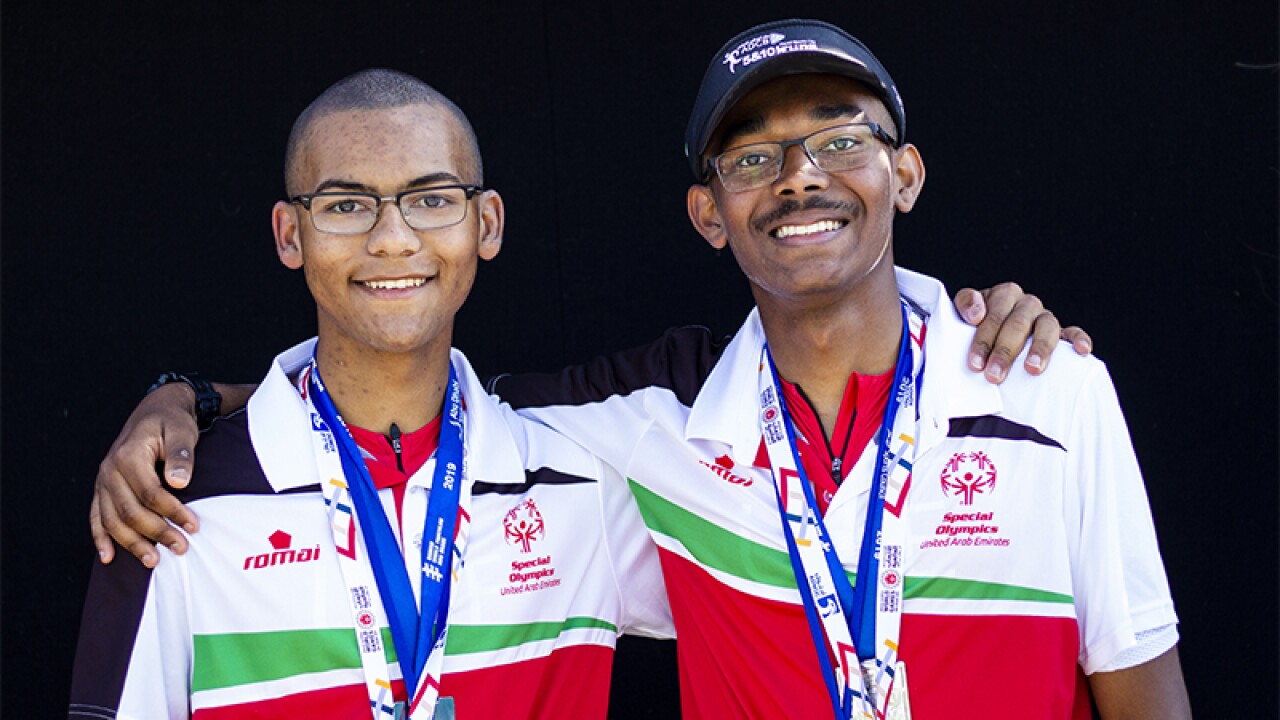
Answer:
[
  {"left": 773, "top": 143, "right": 828, "bottom": 196},
  {"left": 366, "top": 203, "right": 422, "bottom": 256}
]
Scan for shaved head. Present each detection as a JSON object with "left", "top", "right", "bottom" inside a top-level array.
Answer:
[{"left": 284, "top": 68, "right": 482, "bottom": 195}]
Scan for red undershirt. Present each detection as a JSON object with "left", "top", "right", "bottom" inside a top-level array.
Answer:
[
  {"left": 347, "top": 417, "right": 440, "bottom": 532},
  {"left": 753, "top": 369, "right": 895, "bottom": 516}
]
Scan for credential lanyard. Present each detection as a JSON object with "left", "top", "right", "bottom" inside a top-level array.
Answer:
[
  {"left": 307, "top": 360, "right": 465, "bottom": 719},
  {"left": 759, "top": 301, "right": 922, "bottom": 719}
]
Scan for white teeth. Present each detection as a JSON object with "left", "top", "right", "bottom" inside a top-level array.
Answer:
[
  {"left": 364, "top": 278, "right": 426, "bottom": 290},
  {"left": 773, "top": 220, "right": 845, "bottom": 238}
]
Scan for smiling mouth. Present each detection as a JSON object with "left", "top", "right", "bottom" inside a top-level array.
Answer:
[
  {"left": 771, "top": 219, "right": 847, "bottom": 239},
  {"left": 361, "top": 278, "right": 428, "bottom": 290}
]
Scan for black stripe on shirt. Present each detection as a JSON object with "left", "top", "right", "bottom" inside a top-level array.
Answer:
[
  {"left": 473, "top": 467, "right": 594, "bottom": 496},
  {"left": 948, "top": 415, "right": 1065, "bottom": 451}
]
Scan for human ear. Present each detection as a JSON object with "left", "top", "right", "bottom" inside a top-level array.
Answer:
[
  {"left": 272, "top": 201, "right": 304, "bottom": 269},
  {"left": 475, "top": 190, "right": 505, "bottom": 261},
  {"left": 687, "top": 184, "right": 729, "bottom": 250},
  {"left": 893, "top": 144, "right": 926, "bottom": 213}
]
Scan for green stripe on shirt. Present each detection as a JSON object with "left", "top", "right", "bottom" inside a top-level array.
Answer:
[
  {"left": 445, "top": 616, "right": 618, "bottom": 655},
  {"left": 628, "top": 479, "right": 1073, "bottom": 606},
  {"left": 192, "top": 627, "right": 395, "bottom": 692},
  {"left": 192, "top": 617, "right": 618, "bottom": 692},
  {"left": 628, "top": 479, "right": 796, "bottom": 588},
  {"left": 905, "top": 575, "right": 1073, "bottom": 604}
]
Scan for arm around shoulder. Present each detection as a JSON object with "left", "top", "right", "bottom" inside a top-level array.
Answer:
[{"left": 91, "top": 379, "right": 258, "bottom": 566}]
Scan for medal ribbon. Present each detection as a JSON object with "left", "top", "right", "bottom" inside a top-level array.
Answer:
[
  {"left": 758, "top": 301, "right": 924, "bottom": 719},
  {"left": 304, "top": 360, "right": 468, "bottom": 719}
]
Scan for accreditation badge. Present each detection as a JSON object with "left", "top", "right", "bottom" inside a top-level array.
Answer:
[{"left": 885, "top": 661, "right": 913, "bottom": 720}]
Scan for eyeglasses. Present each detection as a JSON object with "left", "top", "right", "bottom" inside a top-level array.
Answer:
[
  {"left": 290, "top": 184, "right": 484, "bottom": 234},
  {"left": 707, "top": 122, "right": 898, "bottom": 192}
]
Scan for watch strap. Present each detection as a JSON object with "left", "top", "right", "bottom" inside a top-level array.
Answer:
[{"left": 147, "top": 371, "right": 222, "bottom": 430}]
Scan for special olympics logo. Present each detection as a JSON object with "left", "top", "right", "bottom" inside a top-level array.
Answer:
[
  {"left": 503, "top": 499, "right": 546, "bottom": 553},
  {"left": 356, "top": 611, "right": 376, "bottom": 629},
  {"left": 940, "top": 451, "right": 997, "bottom": 506}
]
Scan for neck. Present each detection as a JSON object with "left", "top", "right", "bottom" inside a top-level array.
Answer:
[
  {"left": 313, "top": 337, "right": 451, "bottom": 434},
  {"left": 757, "top": 271, "right": 902, "bottom": 440}
]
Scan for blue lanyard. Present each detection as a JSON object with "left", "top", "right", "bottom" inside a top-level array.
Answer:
[
  {"left": 767, "top": 302, "right": 915, "bottom": 717},
  {"left": 850, "top": 303, "right": 914, "bottom": 656},
  {"left": 308, "top": 363, "right": 464, "bottom": 700}
]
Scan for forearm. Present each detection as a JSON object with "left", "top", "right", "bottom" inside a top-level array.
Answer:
[
  {"left": 212, "top": 382, "right": 256, "bottom": 416},
  {"left": 1089, "top": 646, "right": 1191, "bottom": 719}
]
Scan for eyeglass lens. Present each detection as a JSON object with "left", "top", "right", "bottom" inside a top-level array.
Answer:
[
  {"left": 714, "top": 124, "right": 884, "bottom": 192},
  {"left": 307, "top": 187, "right": 472, "bottom": 233}
]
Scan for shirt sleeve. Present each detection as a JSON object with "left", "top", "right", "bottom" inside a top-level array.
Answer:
[
  {"left": 595, "top": 456, "right": 675, "bottom": 640},
  {"left": 1062, "top": 361, "right": 1178, "bottom": 674},
  {"left": 69, "top": 543, "right": 192, "bottom": 719},
  {"left": 492, "top": 326, "right": 723, "bottom": 475}
]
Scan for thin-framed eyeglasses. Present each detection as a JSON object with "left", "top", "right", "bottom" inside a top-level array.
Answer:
[
  {"left": 290, "top": 184, "right": 485, "bottom": 234},
  {"left": 706, "top": 122, "right": 898, "bottom": 193}
]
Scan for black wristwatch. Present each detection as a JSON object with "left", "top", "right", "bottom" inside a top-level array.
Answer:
[{"left": 147, "top": 371, "right": 222, "bottom": 430}]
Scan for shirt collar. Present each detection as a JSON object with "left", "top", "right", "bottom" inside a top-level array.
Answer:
[
  {"left": 896, "top": 267, "right": 1003, "bottom": 424},
  {"left": 248, "top": 339, "right": 527, "bottom": 492},
  {"left": 684, "top": 267, "right": 1002, "bottom": 462}
]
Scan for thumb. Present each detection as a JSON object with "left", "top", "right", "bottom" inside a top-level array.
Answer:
[{"left": 162, "top": 439, "right": 196, "bottom": 490}]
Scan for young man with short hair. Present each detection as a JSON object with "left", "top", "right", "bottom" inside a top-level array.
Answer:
[
  {"left": 495, "top": 19, "right": 1190, "bottom": 718},
  {"left": 70, "top": 69, "right": 671, "bottom": 720}
]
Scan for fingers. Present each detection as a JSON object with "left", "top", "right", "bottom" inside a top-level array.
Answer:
[
  {"left": 952, "top": 287, "right": 988, "bottom": 326},
  {"left": 104, "top": 473, "right": 193, "bottom": 566},
  {"left": 95, "top": 448, "right": 198, "bottom": 569},
  {"left": 95, "top": 476, "right": 160, "bottom": 568},
  {"left": 977, "top": 285, "right": 1051, "bottom": 384},
  {"left": 91, "top": 382, "right": 204, "bottom": 567},
  {"left": 964, "top": 282, "right": 1024, "bottom": 381},
  {"left": 1023, "top": 310, "right": 1062, "bottom": 376},
  {"left": 960, "top": 283, "right": 1090, "bottom": 382},
  {"left": 90, "top": 494, "right": 115, "bottom": 564},
  {"left": 1062, "top": 326, "right": 1093, "bottom": 355}
]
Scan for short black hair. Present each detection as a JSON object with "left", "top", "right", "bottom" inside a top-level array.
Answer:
[{"left": 284, "top": 68, "right": 482, "bottom": 194}]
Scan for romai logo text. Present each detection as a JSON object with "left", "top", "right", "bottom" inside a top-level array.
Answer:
[{"left": 243, "top": 530, "right": 321, "bottom": 570}]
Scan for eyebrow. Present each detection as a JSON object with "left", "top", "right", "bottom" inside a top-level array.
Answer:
[
  {"left": 310, "top": 172, "right": 466, "bottom": 195},
  {"left": 717, "top": 117, "right": 767, "bottom": 152},
  {"left": 811, "top": 103, "right": 864, "bottom": 122},
  {"left": 717, "top": 103, "right": 867, "bottom": 151}
]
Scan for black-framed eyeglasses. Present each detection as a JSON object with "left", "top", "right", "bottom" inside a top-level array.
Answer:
[
  {"left": 706, "top": 122, "right": 898, "bottom": 193},
  {"left": 290, "top": 184, "right": 484, "bottom": 234}
]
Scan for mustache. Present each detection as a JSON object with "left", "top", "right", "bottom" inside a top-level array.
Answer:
[{"left": 752, "top": 195, "right": 859, "bottom": 233}]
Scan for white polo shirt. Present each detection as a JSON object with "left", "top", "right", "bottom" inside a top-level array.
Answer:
[
  {"left": 498, "top": 267, "right": 1178, "bottom": 719},
  {"left": 70, "top": 340, "right": 671, "bottom": 720}
]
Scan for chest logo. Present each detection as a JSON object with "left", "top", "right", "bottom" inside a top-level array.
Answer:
[
  {"left": 940, "top": 451, "right": 997, "bottom": 506},
  {"left": 503, "top": 498, "right": 546, "bottom": 553},
  {"left": 242, "top": 530, "right": 321, "bottom": 571},
  {"left": 700, "top": 454, "right": 754, "bottom": 487}
]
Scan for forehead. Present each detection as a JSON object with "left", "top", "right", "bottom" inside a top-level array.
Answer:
[
  {"left": 297, "top": 105, "right": 469, "bottom": 190},
  {"left": 716, "top": 74, "right": 890, "bottom": 144}
]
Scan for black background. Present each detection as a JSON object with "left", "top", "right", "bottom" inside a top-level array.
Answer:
[{"left": 3, "top": 2, "right": 1276, "bottom": 717}]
